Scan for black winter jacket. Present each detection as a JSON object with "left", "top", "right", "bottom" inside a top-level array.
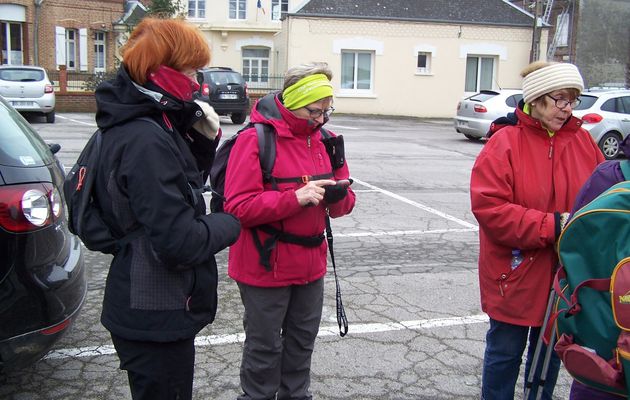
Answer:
[{"left": 94, "top": 65, "right": 241, "bottom": 342}]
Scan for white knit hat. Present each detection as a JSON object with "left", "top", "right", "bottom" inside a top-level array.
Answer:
[{"left": 522, "top": 63, "right": 584, "bottom": 104}]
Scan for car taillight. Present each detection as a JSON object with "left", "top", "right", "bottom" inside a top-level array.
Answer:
[
  {"left": 0, "top": 183, "right": 61, "bottom": 232},
  {"left": 244, "top": 82, "right": 248, "bottom": 97},
  {"left": 474, "top": 104, "right": 487, "bottom": 113},
  {"left": 202, "top": 83, "right": 210, "bottom": 96},
  {"left": 44, "top": 84, "right": 54, "bottom": 94},
  {"left": 457, "top": 102, "right": 461, "bottom": 111},
  {"left": 581, "top": 113, "right": 603, "bottom": 124}
]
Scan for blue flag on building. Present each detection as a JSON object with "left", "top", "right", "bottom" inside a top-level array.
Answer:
[{"left": 257, "top": 0, "right": 266, "bottom": 14}]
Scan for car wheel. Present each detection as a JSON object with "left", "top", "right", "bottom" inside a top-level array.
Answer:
[
  {"left": 598, "top": 131, "right": 621, "bottom": 160},
  {"left": 231, "top": 112, "right": 246, "bottom": 124},
  {"left": 464, "top": 134, "right": 481, "bottom": 141},
  {"left": 46, "top": 111, "right": 55, "bottom": 124}
]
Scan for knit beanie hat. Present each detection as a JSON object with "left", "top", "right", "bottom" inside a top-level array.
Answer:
[{"left": 522, "top": 63, "right": 584, "bottom": 104}]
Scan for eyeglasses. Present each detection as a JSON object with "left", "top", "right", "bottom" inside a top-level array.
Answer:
[
  {"left": 546, "top": 94, "right": 581, "bottom": 109},
  {"left": 304, "top": 106, "right": 335, "bottom": 119}
]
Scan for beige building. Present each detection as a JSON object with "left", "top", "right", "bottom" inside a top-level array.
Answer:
[{"left": 188, "top": 0, "right": 547, "bottom": 118}]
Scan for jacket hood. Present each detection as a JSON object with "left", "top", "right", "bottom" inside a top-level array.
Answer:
[{"left": 95, "top": 65, "right": 200, "bottom": 132}]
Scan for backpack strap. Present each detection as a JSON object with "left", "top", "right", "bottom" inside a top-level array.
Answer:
[
  {"left": 255, "top": 123, "right": 334, "bottom": 188},
  {"left": 620, "top": 160, "right": 630, "bottom": 180},
  {"left": 255, "top": 123, "right": 276, "bottom": 184}
]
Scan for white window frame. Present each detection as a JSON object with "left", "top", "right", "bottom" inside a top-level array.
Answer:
[
  {"left": 271, "top": 0, "right": 288, "bottom": 21},
  {"left": 556, "top": 13, "right": 569, "bottom": 47},
  {"left": 242, "top": 48, "right": 270, "bottom": 86},
  {"left": 229, "top": 0, "right": 246, "bottom": 20},
  {"left": 465, "top": 55, "right": 496, "bottom": 93},
  {"left": 1, "top": 21, "right": 23, "bottom": 65},
  {"left": 416, "top": 52, "right": 432, "bottom": 75},
  {"left": 188, "top": 0, "right": 206, "bottom": 19},
  {"left": 65, "top": 29, "right": 77, "bottom": 70},
  {"left": 340, "top": 50, "right": 374, "bottom": 94},
  {"left": 94, "top": 31, "right": 106, "bottom": 72}
]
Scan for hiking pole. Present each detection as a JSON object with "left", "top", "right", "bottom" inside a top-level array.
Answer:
[
  {"left": 523, "top": 287, "right": 556, "bottom": 399},
  {"left": 533, "top": 321, "right": 558, "bottom": 400}
]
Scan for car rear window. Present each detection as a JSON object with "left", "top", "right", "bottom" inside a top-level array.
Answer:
[
  {"left": 0, "top": 68, "right": 45, "bottom": 82},
  {"left": 573, "top": 95, "right": 598, "bottom": 110},
  {"left": 467, "top": 92, "right": 499, "bottom": 102},
  {"left": 0, "top": 101, "right": 52, "bottom": 167},
  {"left": 208, "top": 71, "right": 243, "bottom": 85}
]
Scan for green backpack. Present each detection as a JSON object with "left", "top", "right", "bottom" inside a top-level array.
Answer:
[{"left": 553, "top": 165, "right": 630, "bottom": 397}]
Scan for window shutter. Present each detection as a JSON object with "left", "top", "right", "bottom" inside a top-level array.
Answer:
[
  {"left": 79, "top": 28, "right": 88, "bottom": 71},
  {"left": 55, "top": 26, "right": 66, "bottom": 68}
]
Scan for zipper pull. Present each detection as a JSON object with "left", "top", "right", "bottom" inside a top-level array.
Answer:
[
  {"left": 499, "top": 273, "right": 507, "bottom": 297},
  {"left": 307, "top": 135, "right": 311, "bottom": 148},
  {"left": 548, "top": 137, "right": 554, "bottom": 159}
]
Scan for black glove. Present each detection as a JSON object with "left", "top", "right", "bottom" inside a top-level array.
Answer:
[{"left": 324, "top": 184, "right": 348, "bottom": 204}]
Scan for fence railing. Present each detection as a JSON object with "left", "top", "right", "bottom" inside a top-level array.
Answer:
[
  {"left": 48, "top": 68, "right": 284, "bottom": 96},
  {"left": 245, "top": 75, "right": 284, "bottom": 95}
]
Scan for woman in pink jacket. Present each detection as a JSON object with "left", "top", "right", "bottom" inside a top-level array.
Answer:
[
  {"left": 470, "top": 61, "right": 604, "bottom": 400},
  {"left": 224, "top": 62, "right": 355, "bottom": 400}
]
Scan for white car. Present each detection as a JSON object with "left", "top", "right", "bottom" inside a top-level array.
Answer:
[
  {"left": 454, "top": 89, "right": 523, "bottom": 140},
  {"left": 0, "top": 66, "right": 56, "bottom": 123},
  {"left": 572, "top": 89, "right": 630, "bottom": 159}
]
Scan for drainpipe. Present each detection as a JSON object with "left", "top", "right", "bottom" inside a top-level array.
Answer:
[{"left": 34, "top": 0, "right": 44, "bottom": 66}]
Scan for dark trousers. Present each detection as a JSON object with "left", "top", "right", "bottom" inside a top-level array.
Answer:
[
  {"left": 111, "top": 334, "right": 195, "bottom": 400},
  {"left": 237, "top": 278, "right": 324, "bottom": 400},
  {"left": 481, "top": 318, "right": 560, "bottom": 400}
]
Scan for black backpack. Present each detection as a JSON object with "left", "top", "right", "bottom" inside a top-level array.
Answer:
[
  {"left": 209, "top": 122, "right": 349, "bottom": 336},
  {"left": 63, "top": 117, "right": 161, "bottom": 253}
]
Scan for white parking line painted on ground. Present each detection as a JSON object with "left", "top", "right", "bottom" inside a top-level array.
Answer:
[
  {"left": 44, "top": 314, "right": 488, "bottom": 360},
  {"left": 57, "top": 115, "right": 97, "bottom": 127},
  {"left": 336, "top": 227, "right": 477, "bottom": 238},
  {"left": 352, "top": 178, "right": 478, "bottom": 230},
  {"left": 326, "top": 123, "right": 360, "bottom": 130}
]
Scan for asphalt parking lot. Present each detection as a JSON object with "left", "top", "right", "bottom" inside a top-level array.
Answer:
[{"left": 0, "top": 112, "right": 574, "bottom": 399}]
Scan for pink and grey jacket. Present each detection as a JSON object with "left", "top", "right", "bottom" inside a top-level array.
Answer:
[{"left": 224, "top": 93, "right": 355, "bottom": 287}]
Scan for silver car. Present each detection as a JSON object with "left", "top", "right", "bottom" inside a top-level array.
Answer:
[
  {"left": 0, "top": 66, "right": 56, "bottom": 123},
  {"left": 454, "top": 89, "right": 523, "bottom": 141},
  {"left": 572, "top": 89, "right": 630, "bottom": 159}
]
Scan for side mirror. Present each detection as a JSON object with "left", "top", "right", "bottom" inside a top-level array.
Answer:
[{"left": 48, "top": 143, "right": 61, "bottom": 154}]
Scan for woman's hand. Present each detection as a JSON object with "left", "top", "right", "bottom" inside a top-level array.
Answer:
[{"left": 295, "top": 179, "right": 336, "bottom": 207}]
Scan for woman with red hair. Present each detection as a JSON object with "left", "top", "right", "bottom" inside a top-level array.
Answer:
[{"left": 92, "top": 18, "right": 240, "bottom": 400}]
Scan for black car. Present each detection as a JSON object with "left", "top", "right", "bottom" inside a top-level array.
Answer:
[
  {"left": 0, "top": 95, "right": 86, "bottom": 371},
  {"left": 196, "top": 67, "right": 249, "bottom": 124}
]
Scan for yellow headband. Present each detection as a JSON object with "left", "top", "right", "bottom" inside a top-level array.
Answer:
[{"left": 283, "top": 73, "right": 333, "bottom": 110}]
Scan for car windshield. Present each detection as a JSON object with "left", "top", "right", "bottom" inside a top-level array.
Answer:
[
  {"left": 573, "top": 95, "right": 599, "bottom": 110},
  {"left": 0, "top": 69, "right": 45, "bottom": 82},
  {"left": 0, "top": 100, "right": 53, "bottom": 167},
  {"left": 210, "top": 71, "right": 243, "bottom": 85}
]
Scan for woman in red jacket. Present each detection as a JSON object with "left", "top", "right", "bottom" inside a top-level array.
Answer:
[
  {"left": 224, "top": 62, "right": 355, "bottom": 400},
  {"left": 470, "top": 61, "right": 604, "bottom": 400}
]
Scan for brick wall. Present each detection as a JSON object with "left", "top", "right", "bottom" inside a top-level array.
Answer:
[
  {"left": 56, "top": 93, "right": 97, "bottom": 113},
  {"left": 1, "top": 0, "right": 123, "bottom": 72}
]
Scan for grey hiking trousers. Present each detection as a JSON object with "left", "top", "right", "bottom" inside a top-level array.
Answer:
[{"left": 236, "top": 278, "right": 324, "bottom": 400}]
